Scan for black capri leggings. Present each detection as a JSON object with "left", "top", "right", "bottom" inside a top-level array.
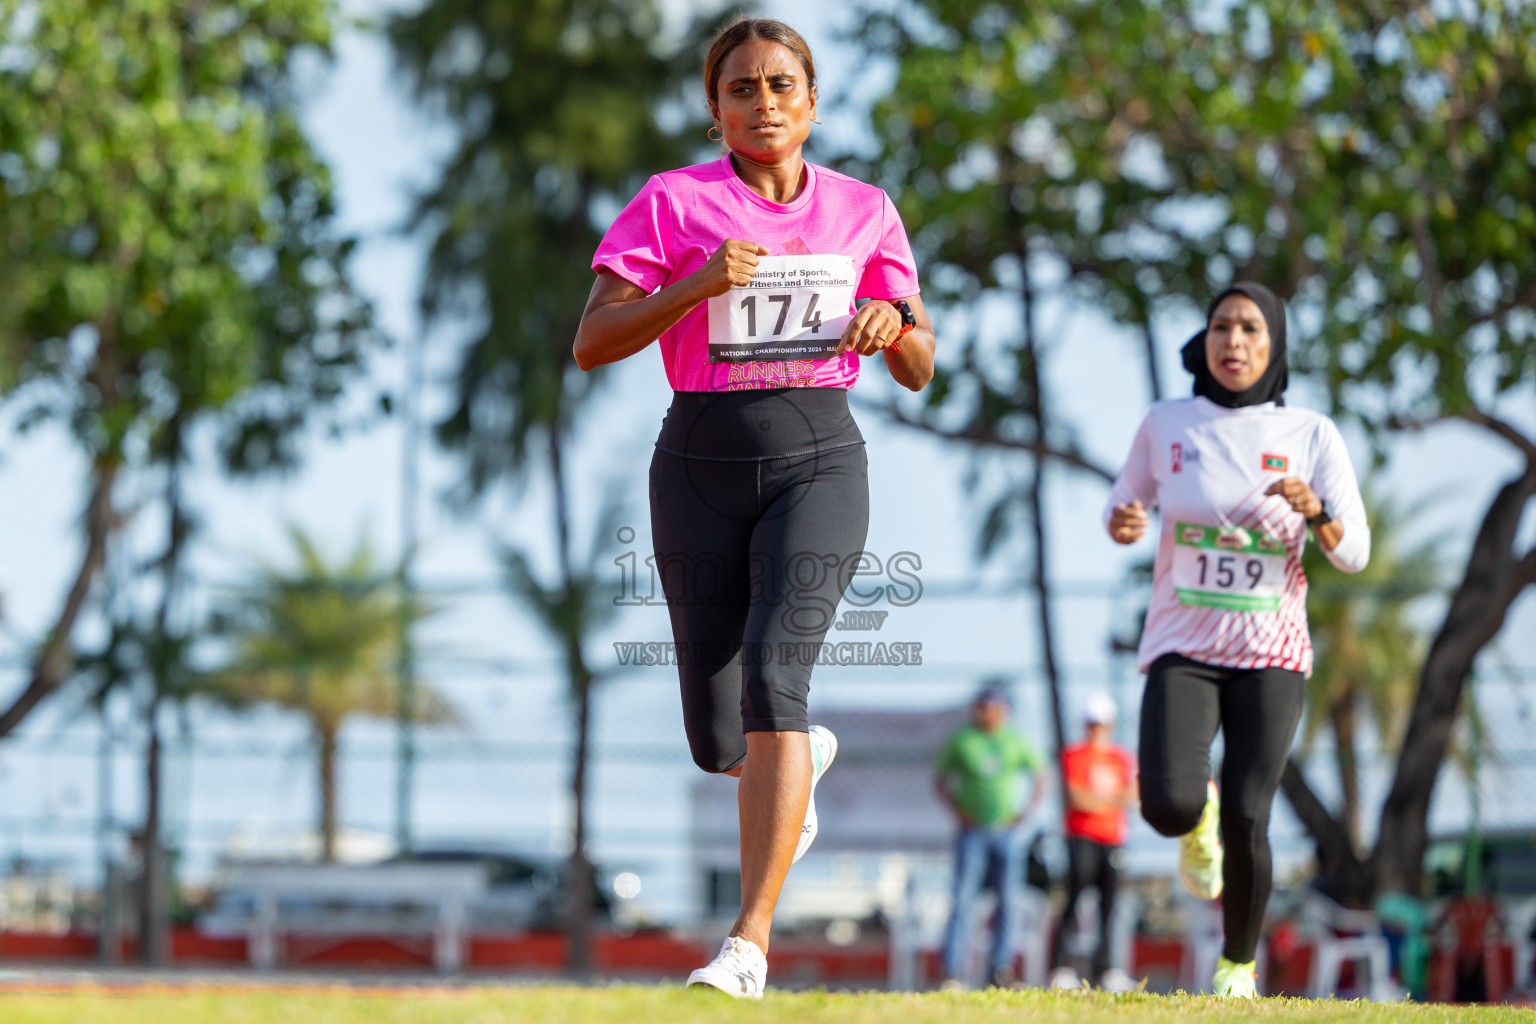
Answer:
[
  {"left": 1138, "top": 653, "right": 1305, "bottom": 965},
  {"left": 649, "top": 389, "right": 870, "bottom": 774}
]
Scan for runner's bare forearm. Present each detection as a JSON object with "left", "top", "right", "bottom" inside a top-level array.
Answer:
[
  {"left": 883, "top": 328, "right": 934, "bottom": 390},
  {"left": 1067, "top": 782, "right": 1109, "bottom": 814},
  {"left": 574, "top": 269, "right": 711, "bottom": 370},
  {"left": 881, "top": 296, "right": 935, "bottom": 391}
]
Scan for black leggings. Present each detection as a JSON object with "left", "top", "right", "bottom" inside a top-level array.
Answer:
[
  {"left": 1138, "top": 653, "right": 1305, "bottom": 964},
  {"left": 649, "top": 389, "right": 869, "bottom": 774},
  {"left": 1053, "top": 837, "right": 1121, "bottom": 977}
]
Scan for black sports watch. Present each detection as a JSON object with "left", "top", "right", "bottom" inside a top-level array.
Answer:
[
  {"left": 891, "top": 299, "right": 916, "bottom": 336},
  {"left": 1306, "top": 498, "right": 1335, "bottom": 528}
]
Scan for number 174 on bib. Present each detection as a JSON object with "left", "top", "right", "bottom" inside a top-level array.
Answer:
[{"left": 707, "top": 254, "right": 856, "bottom": 363}]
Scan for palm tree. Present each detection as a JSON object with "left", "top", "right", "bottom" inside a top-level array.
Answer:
[
  {"left": 208, "top": 527, "right": 454, "bottom": 861},
  {"left": 500, "top": 510, "right": 621, "bottom": 963},
  {"left": 387, "top": 0, "right": 701, "bottom": 979},
  {"left": 1298, "top": 486, "right": 1441, "bottom": 852}
]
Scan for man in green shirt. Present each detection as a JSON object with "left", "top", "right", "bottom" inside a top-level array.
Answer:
[{"left": 934, "top": 686, "right": 1045, "bottom": 988}]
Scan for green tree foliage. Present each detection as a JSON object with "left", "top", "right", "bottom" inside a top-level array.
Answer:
[
  {"left": 389, "top": 0, "right": 699, "bottom": 490},
  {"left": 862, "top": 0, "right": 1536, "bottom": 412},
  {"left": 0, "top": 0, "right": 374, "bottom": 736},
  {"left": 208, "top": 528, "right": 453, "bottom": 863},
  {"left": 861, "top": 0, "right": 1536, "bottom": 898},
  {"left": 389, "top": 0, "right": 704, "bottom": 974}
]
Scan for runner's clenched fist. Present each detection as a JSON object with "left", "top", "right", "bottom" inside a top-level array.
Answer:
[
  {"left": 692, "top": 239, "right": 770, "bottom": 298},
  {"left": 1109, "top": 500, "right": 1148, "bottom": 545},
  {"left": 1263, "top": 477, "right": 1323, "bottom": 520}
]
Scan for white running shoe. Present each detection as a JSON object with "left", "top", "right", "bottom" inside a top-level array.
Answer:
[
  {"left": 1179, "top": 779, "right": 1224, "bottom": 901},
  {"left": 1100, "top": 967, "right": 1137, "bottom": 992},
  {"left": 687, "top": 935, "right": 767, "bottom": 999},
  {"left": 793, "top": 725, "right": 838, "bottom": 864},
  {"left": 1050, "top": 966, "right": 1082, "bottom": 990}
]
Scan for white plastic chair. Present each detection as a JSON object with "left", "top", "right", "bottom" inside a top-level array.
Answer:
[
  {"left": 1012, "top": 886, "right": 1055, "bottom": 986},
  {"left": 886, "top": 880, "right": 1054, "bottom": 990},
  {"left": 887, "top": 874, "right": 950, "bottom": 991},
  {"left": 1062, "top": 887, "right": 1142, "bottom": 981},
  {"left": 1301, "top": 893, "right": 1397, "bottom": 1001},
  {"left": 959, "top": 886, "right": 1052, "bottom": 986},
  {"left": 1505, "top": 897, "right": 1536, "bottom": 992},
  {"left": 1176, "top": 889, "right": 1224, "bottom": 993}
]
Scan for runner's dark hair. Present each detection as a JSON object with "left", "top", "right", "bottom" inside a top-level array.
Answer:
[{"left": 703, "top": 18, "right": 816, "bottom": 101}]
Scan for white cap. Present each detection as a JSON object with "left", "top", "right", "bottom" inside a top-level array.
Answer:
[{"left": 1084, "top": 691, "right": 1117, "bottom": 726}]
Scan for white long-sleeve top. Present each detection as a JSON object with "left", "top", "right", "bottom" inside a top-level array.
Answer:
[{"left": 1105, "top": 397, "right": 1370, "bottom": 676}]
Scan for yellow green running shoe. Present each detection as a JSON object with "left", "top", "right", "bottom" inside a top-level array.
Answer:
[
  {"left": 1213, "top": 956, "right": 1257, "bottom": 998},
  {"left": 1179, "top": 780, "right": 1223, "bottom": 900}
]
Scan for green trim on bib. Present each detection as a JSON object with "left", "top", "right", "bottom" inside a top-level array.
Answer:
[{"left": 1174, "top": 588, "right": 1283, "bottom": 612}]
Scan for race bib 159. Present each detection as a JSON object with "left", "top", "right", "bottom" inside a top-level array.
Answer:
[
  {"left": 1171, "top": 522, "right": 1287, "bottom": 612},
  {"left": 707, "top": 254, "right": 856, "bottom": 363}
]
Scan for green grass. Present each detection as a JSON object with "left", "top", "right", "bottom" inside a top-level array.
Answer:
[{"left": 0, "top": 986, "right": 1530, "bottom": 1024}]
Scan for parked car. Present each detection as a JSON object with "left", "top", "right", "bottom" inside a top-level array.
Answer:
[
  {"left": 398, "top": 846, "right": 618, "bottom": 931},
  {"left": 200, "top": 847, "right": 634, "bottom": 941}
]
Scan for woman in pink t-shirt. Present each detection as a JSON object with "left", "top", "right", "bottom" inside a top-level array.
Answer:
[{"left": 574, "top": 17, "right": 934, "bottom": 998}]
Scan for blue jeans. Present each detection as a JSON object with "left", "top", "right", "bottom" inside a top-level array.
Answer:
[{"left": 941, "top": 824, "right": 1025, "bottom": 980}]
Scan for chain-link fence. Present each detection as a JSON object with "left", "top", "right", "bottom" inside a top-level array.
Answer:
[{"left": 0, "top": 578, "right": 1531, "bottom": 989}]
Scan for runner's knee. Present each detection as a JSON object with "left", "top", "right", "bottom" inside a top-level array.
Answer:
[
  {"left": 687, "top": 734, "right": 746, "bottom": 775},
  {"left": 1139, "top": 775, "right": 1207, "bottom": 837},
  {"left": 681, "top": 702, "right": 747, "bottom": 774}
]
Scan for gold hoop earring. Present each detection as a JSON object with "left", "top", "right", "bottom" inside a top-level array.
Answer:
[{"left": 708, "top": 125, "right": 724, "bottom": 141}]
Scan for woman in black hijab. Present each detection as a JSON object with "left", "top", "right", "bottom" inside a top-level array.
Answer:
[
  {"left": 1103, "top": 283, "right": 1371, "bottom": 997},
  {"left": 1181, "top": 282, "right": 1289, "bottom": 408}
]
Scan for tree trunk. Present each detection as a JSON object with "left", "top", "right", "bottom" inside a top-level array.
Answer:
[
  {"left": 549, "top": 426, "right": 594, "bottom": 980},
  {"left": 567, "top": 647, "right": 595, "bottom": 982},
  {"left": 0, "top": 461, "right": 118, "bottom": 737},
  {"left": 395, "top": 321, "right": 423, "bottom": 857},
  {"left": 1372, "top": 459, "right": 1536, "bottom": 896},
  {"left": 1022, "top": 298, "right": 1069, "bottom": 798},
  {"left": 139, "top": 694, "right": 168, "bottom": 964},
  {"left": 1005, "top": 165, "right": 1069, "bottom": 796},
  {"left": 1331, "top": 686, "right": 1362, "bottom": 851},
  {"left": 139, "top": 413, "right": 187, "bottom": 965},
  {"left": 1141, "top": 320, "right": 1163, "bottom": 403},
  {"left": 1280, "top": 760, "right": 1372, "bottom": 904},
  {"left": 0, "top": 313, "right": 126, "bottom": 738},
  {"left": 319, "top": 727, "right": 339, "bottom": 863}
]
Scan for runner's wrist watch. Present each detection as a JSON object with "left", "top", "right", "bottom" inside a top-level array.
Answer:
[
  {"left": 1306, "top": 498, "right": 1334, "bottom": 528},
  {"left": 890, "top": 299, "right": 916, "bottom": 336}
]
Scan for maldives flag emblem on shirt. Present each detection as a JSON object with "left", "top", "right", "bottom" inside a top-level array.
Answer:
[{"left": 1262, "top": 453, "right": 1288, "bottom": 473}]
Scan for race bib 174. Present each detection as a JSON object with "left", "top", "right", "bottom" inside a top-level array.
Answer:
[
  {"left": 1171, "top": 522, "right": 1288, "bottom": 612},
  {"left": 707, "top": 254, "right": 856, "bottom": 363}
]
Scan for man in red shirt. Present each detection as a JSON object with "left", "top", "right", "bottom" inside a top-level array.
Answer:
[{"left": 1051, "top": 692, "right": 1138, "bottom": 989}]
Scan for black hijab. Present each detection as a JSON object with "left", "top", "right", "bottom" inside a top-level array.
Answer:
[{"left": 1180, "top": 281, "right": 1289, "bottom": 408}]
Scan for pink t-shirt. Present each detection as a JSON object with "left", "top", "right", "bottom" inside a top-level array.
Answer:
[{"left": 591, "top": 155, "right": 920, "bottom": 392}]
